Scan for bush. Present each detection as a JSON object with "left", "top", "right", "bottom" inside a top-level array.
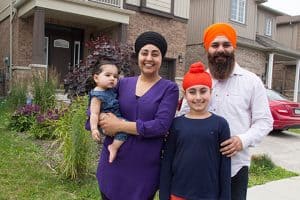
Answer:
[
  {"left": 54, "top": 96, "right": 93, "bottom": 179},
  {"left": 64, "top": 35, "right": 137, "bottom": 98},
  {"left": 29, "top": 108, "right": 66, "bottom": 139},
  {"left": 9, "top": 104, "right": 40, "bottom": 132}
]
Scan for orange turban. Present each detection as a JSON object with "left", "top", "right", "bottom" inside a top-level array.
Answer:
[
  {"left": 182, "top": 61, "right": 212, "bottom": 90},
  {"left": 203, "top": 23, "right": 237, "bottom": 50}
]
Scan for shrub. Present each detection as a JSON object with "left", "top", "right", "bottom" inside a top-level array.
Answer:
[
  {"left": 9, "top": 104, "right": 40, "bottom": 132},
  {"left": 64, "top": 35, "right": 137, "bottom": 98},
  {"left": 29, "top": 108, "right": 66, "bottom": 139},
  {"left": 54, "top": 96, "right": 93, "bottom": 179}
]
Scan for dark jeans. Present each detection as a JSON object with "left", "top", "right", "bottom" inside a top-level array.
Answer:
[{"left": 231, "top": 166, "right": 249, "bottom": 200}]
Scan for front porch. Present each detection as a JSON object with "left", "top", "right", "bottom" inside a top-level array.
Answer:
[{"left": 7, "top": 0, "right": 134, "bottom": 92}]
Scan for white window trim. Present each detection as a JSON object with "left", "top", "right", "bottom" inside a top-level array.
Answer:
[
  {"left": 230, "top": 0, "right": 246, "bottom": 24},
  {"left": 265, "top": 18, "right": 272, "bottom": 36}
]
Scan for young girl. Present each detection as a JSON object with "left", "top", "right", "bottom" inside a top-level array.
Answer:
[
  {"left": 88, "top": 60, "right": 127, "bottom": 163},
  {"left": 160, "top": 62, "right": 231, "bottom": 200}
]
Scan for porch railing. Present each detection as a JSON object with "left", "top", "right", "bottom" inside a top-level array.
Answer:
[{"left": 88, "top": 0, "right": 122, "bottom": 8}]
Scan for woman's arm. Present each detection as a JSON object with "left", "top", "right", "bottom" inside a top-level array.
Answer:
[
  {"left": 99, "top": 113, "right": 138, "bottom": 136},
  {"left": 99, "top": 82, "right": 179, "bottom": 137},
  {"left": 90, "top": 97, "right": 101, "bottom": 141}
]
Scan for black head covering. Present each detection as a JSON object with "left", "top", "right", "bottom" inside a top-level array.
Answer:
[{"left": 134, "top": 31, "right": 168, "bottom": 58}]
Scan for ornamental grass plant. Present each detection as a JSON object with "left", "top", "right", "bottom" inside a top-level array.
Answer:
[{"left": 54, "top": 96, "right": 96, "bottom": 180}]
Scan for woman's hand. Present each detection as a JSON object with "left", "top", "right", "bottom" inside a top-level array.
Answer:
[{"left": 99, "top": 113, "right": 122, "bottom": 136}]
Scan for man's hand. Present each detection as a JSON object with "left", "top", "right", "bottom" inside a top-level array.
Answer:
[{"left": 220, "top": 136, "right": 243, "bottom": 157}]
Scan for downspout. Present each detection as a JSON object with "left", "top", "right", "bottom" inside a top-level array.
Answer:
[{"left": 9, "top": 0, "right": 14, "bottom": 92}]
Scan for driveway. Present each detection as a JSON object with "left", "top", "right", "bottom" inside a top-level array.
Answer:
[{"left": 250, "top": 130, "right": 300, "bottom": 173}]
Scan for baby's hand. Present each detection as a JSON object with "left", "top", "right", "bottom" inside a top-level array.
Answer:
[{"left": 91, "top": 129, "right": 101, "bottom": 143}]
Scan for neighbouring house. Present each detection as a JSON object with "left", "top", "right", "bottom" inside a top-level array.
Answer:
[
  {"left": 0, "top": 0, "right": 190, "bottom": 96},
  {"left": 272, "top": 14, "right": 300, "bottom": 99},
  {"left": 186, "top": 0, "right": 300, "bottom": 101}
]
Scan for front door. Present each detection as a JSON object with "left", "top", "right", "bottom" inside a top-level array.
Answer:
[{"left": 45, "top": 24, "right": 83, "bottom": 83}]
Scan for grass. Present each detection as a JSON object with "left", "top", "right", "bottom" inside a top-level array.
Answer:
[
  {"left": 288, "top": 128, "right": 300, "bottom": 134},
  {"left": 0, "top": 129, "right": 100, "bottom": 200},
  {"left": 248, "top": 154, "right": 298, "bottom": 187},
  {"left": 0, "top": 99, "right": 100, "bottom": 199}
]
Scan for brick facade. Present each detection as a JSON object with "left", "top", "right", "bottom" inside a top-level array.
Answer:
[
  {"left": 13, "top": 16, "right": 34, "bottom": 66},
  {"left": 235, "top": 46, "right": 266, "bottom": 78}
]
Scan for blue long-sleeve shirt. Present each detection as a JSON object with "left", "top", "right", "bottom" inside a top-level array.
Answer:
[{"left": 160, "top": 114, "right": 231, "bottom": 200}]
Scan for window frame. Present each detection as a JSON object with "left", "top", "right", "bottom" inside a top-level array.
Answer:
[
  {"left": 265, "top": 17, "right": 273, "bottom": 36},
  {"left": 230, "top": 0, "right": 246, "bottom": 24}
]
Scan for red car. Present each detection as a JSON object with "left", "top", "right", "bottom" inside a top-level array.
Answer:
[{"left": 267, "top": 89, "right": 300, "bottom": 131}]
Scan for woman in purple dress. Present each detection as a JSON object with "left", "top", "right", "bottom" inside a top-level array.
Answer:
[{"left": 95, "top": 31, "right": 179, "bottom": 200}]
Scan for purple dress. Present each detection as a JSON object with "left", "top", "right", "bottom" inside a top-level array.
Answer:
[{"left": 97, "top": 76, "right": 179, "bottom": 200}]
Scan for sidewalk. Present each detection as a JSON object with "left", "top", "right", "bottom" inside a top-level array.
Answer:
[{"left": 247, "top": 176, "right": 300, "bottom": 200}]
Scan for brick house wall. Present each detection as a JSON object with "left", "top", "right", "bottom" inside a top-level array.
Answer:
[
  {"left": 235, "top": 47, "right": 266, "bottom": 78},
  {"left": 13, "top": 16, "right": 33, "bottom": 66}
]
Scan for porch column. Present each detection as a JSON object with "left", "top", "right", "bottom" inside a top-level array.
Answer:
[
  {"left": 293, "top": 60, "right": 300, "bottom": 102},
  {"left": 118, "top": 23, "right": 128, "bottom": 43},
  {"left": 32, "top": 8, "right": 45, "bottom": 64},
  {"left": 267, "top": 53, "right": 274, "bottom": 89}
]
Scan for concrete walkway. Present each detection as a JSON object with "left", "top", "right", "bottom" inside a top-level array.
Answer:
[
  {"left": 247, "top": 176, "right": 300, "bottom": 200},
  {"left": 247, "top": 131, "right": 300, "bottom": 200}
]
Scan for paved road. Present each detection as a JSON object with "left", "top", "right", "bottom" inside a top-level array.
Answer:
[{"left": 250, "top": 130, "right": 300, "bottom": 173}]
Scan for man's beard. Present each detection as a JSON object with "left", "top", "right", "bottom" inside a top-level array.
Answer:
[{"left": 207, "top": 51, "right": 235, "bottom": 80}]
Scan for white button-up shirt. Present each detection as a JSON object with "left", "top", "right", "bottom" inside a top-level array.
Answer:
[{"left": 178, "top": 63, "right": 273, "bottom": 176}]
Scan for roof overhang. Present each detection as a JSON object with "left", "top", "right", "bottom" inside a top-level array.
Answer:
[{"left": 14, "top": 0, "right": 134, "bottom": 25}]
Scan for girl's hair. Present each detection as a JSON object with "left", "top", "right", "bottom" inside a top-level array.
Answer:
[{"left": 85, "top": 60, "right": 119, "bottom": 92}]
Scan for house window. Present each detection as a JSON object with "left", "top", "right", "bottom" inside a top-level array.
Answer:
[
  {"left": 230, "top": 0, "right": 246, "bottom": 24},
  {"left": 265, "top": 18, "right": 272, "bottom": 36}
]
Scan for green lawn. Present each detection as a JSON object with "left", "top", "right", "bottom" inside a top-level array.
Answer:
[
  {"left": 248, "top": 154, "right": 298, "bottom": 187},
  {"left": 0, "top": 129, "right": 100, "bottom": 200},
  {"left": 288, "top": 129, "right": 300, "bottom": 134}
]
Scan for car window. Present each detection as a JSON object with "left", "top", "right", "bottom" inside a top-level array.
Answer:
[{"left": 266, "top": 89, "right": 288, "bottom": 101}]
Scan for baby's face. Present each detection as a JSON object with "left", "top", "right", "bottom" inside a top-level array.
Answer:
[{"left": 94, "top": 65, "right": 119, "bottom": 89}]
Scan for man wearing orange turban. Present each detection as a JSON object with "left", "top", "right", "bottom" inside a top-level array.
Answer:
[
  {"left": 179, "top": 22, "right": 273, "bottom": 200},
  {"left": 203, "top": 23, "right": 237, "bottom": 50}
]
